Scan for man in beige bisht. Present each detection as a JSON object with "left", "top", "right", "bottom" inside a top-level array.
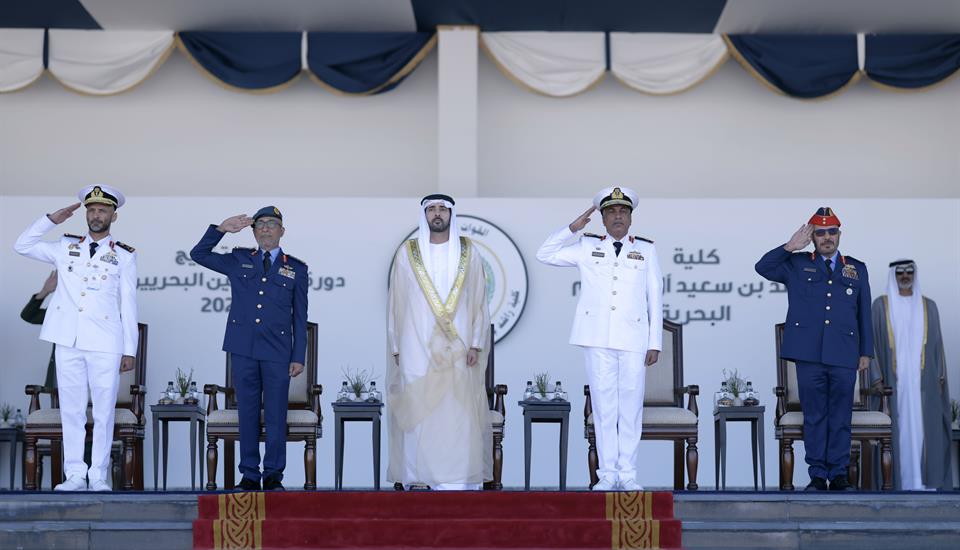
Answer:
[{"left": 387, "top": 194, "right": 492, "bottom": 490}]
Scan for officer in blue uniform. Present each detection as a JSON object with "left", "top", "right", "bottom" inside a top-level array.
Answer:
[
  {"left": 756, "top": 207, "right": 873, "bottom": 491},
  {"left": 191, "top": 206, "right": 308, "bottom": 491}
]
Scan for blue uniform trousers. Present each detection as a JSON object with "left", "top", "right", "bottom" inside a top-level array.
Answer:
[
  {"left": 795, "top": 361, "right": 857, "bottom": 480},
  {"left": 231, "top": 354, "right": 290, "bottom": 482}
]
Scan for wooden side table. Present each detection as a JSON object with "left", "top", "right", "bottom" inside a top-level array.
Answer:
[
  {"left": 714, "top": 405, "right": 766, "bottom": 491},
  {"left": 0, "top": 427, "right": 24, "bottom": 490},
  {"left": 150, "top": 404, "right": 206, "bottom": 491},
  {"left": 332, "top": 401, "right": 383, "bottom": 490},
  {"left": 519, "top": 400, "right": 570, "bottom": 490}
]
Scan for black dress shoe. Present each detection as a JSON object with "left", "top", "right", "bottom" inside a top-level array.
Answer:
[
  {"left": 829, "top": 476, "right": 855, "bottom": 491},
  {"left": 804, "top": 477, "right": 828, "bottom": 491},
  {"left": 238, "top": 477, "right": 261, "bottom": 491},
  {"left": 263, "top": 475, "right": 285, "bottom": 491}
]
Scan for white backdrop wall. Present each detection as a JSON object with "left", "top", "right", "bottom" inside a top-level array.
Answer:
[
  {"left": 0, "top": 51, "right": 959, "bottom": 199},
  {"left": 1, "top": 196, "right": 957, "bottom": 489}
]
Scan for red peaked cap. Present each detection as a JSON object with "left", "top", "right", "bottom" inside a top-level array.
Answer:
[{"left": 808, "top": 207, "right": 841, "bottom": 227}]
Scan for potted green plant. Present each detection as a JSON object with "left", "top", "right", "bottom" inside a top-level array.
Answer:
[
  {"left": 534, "top": 372, "right": 551, "bottom": 400},
  {"left": 175, "top": 367, "right": 194, "bottom": 404},
  {"left": 722, "top": 369, "right": 747, "bottom": 407},
  {"left": 0, "top": 403, "right": 12, "bottom": 428},
  {"left": 342, "top": 367, "right": 374, "bottom": 401}
]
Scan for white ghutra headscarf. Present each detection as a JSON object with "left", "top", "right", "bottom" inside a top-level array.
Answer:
[{"left": 417, "top": 194, "right": 461, "bottom": 300}]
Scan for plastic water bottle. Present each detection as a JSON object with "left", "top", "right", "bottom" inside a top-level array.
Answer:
[
  {"left": 164, "top": 381, "right": 176, "bottom": 402},
  {"left": 523, "top": 381, "right": 535, "bottom": 401},
  {"left": 13, "top": 409, "right": 25, "bottom": 428},
  {"left": 553, "top": 381, "right": 565, "bottom": 401},
  {"left": 367, "top": 381, "right": 380, "bottom": 402},
  {"left": 337, "top": 381, "right": 350, "bottom": 402}
]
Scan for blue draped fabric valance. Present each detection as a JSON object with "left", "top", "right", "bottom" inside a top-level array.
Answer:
[
  {"left": 725, "top": 35, "right": 859, "bottom": 99},
  {"left": 307, "top": 32, "right": 435, "bottom": 95},
  {"left": 178, "top": 32, "right": 302, "bottom": 92},
  {"left": 865, "top": 34, "right": 960, "bottom": 89}
]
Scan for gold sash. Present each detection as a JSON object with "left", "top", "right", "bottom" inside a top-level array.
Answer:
[{"left": 406, "top": 237, "right": 470, "bottom": 341}]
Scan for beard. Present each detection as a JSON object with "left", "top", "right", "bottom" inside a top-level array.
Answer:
[
  {"left": 897, "top": 278, "right": 913, "bottom": 291},
  {"left": 429, "top": 217, "right": 450, "bottom": 233},
  {"left": 88, "top": 219, "right": 111, "bottom": 234}
]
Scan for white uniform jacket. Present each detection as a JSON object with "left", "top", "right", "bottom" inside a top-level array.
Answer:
[
  {"left": 537, "top": 226, "right": 662, "bottom": 353},
  {"left": 15, "top": 215, "right": 138, "bottom": 356}
]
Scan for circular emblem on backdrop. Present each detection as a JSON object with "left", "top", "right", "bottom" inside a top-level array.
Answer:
[{"left": 394, "top": 215, "right": 528, "bottom": 343}]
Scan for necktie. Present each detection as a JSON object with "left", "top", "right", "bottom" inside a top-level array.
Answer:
[
  {"left": 825, "top": 258, "right": 833, "bottom": 276},
  {"left": 89, "top": 242, "right": 98, "bottom": 258},
  {"left": 263, "top": 251, "right": 272, "bottom": 272},
  {"left": 613, "top": 242, "right": 622, "bottom": 257}
]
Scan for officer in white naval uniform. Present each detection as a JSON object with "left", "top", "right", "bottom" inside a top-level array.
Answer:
[
  {"left": 14, "top": 185, "right": 138, "bottom": 492},
  {"left": 537, "top": 187, "right": 662, "bottom": 491}
]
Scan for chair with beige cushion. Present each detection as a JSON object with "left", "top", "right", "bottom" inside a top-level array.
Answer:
[
  {"left": 773, "top": 323, "right": 893, "bottom": 491},
  {"left": 203, "top": 322, "right": 322, "bottom": 490},
  {"left": 23, "top": 323, "right": 148, "bottom": 490},
  {"left": 583, "top": 320, "right": 700, "bottom": 490}
]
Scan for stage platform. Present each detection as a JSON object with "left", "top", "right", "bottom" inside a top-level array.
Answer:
[{"left": 1, "top": 489, "right": 958, "bottom": 550}]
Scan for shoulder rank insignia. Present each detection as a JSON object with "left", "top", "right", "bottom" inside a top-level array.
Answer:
[
  {"left": 284, "top": 253, "right": 306, "bottom": 266},
  {"left": 64, "top": 233, "right": 84, "bottom": 240},
  {"left": 631, "top": 235, "right": 654, "bottom": 244},
  {"left": 584, "top": 233, "right": 606, "bottom": 240},
  {"left": 115, "top": 241, "right": 135, "bottom": 253},
  {"left": 234, "top": 247, "right": 255, "bottom": 254}
]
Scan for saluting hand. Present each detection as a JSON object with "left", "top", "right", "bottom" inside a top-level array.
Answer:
[
  {"left": 784, "top": 224, "right": 813, "bottom": 252},
  {"left": 568, "top": 206, "right": 596, "bottom": 233},
  {"left": 218, "top": 214, "right": 254, "bottom": 233},
  {"left": 47, "top": 203, "right": 81, "bottom": 225}
]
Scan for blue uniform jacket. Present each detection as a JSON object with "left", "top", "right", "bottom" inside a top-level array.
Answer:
[
  {"left": 755, "top": 245, "right": 873, "bottom": 368},
  {"left": 191, "top": 225, "right": 308, "bottom": 364}
]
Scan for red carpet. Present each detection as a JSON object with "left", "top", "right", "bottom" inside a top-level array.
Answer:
[{"left": 193, "top": 491, "right": 681, "bottom": 550}]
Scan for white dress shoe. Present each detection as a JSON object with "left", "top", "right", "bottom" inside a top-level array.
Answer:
[
  {"left": 54, "top": 476, "right": 87, "bottom": 492},
  {"left": 619, "top": 479, "right": 643, "bottom": 492},
  {"left": 592, "top": 477, "right": 618, "bottom": 491},
  {"left": 88, "top": 479, "right": 111, "bottom": 492}
]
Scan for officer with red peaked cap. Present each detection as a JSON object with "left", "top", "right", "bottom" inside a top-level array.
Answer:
[{"left": 756, "top": 207, "right": 873, "bottom": 492}]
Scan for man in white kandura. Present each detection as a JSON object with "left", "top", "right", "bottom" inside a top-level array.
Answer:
[
  {"left": 537, "top": 186, "right": 662, "bottom": 491},
  {"left": 14, "top": 185, "right": 138, "bottom": 492},
  {"left": 870, "top": 260, "right": 952, "bottom": 491},
  {"left": 387, "top": 194, "right": 492, "bottom": 490}
]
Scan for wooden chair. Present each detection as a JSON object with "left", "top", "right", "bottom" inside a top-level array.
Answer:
[
  {"left": 773, "top": 323, "right": 893, "bottom": 490},
  {"left": 583, "top": 320, "right": 700, "bottom": 490},
  {"left": 23, "top": 323, "right": 148, "bottom": 490},
  {"left": 483, "top": 324, "right": 508, "bottom": 490},
  {"left": 203, "top": 322, "right": 322, "bottom": 490}
]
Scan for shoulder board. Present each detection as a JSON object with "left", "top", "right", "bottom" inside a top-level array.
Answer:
[
  {"left": 115, "top": 241, "right": 135, "bottom": 253},
  {"left": 233, "top": 246, "right": 256, "bottom": 253},
  {"left": 843, "top": 255, "right": 860, "bottom": 263},
  {"left": 284, "top": 253, "right": 307, "bottom": 266},
  {"left": 583, "top": 233, "right": 604, "bottom": 239},
  {"left": 633, "top": 236, "right": 654, "bottom": 244},
  {"left": 63, "top": 233, "right": 83, "bottom": 240}
]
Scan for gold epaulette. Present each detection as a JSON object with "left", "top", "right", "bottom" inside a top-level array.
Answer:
[{"left": 115, "top": 241, "right": 135, "bottom": 253}]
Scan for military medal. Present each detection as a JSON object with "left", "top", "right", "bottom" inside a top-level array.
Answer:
[
  {"left": 846, "top": 287, "right": 854, "bottom": 295},
  {"left": 100, "top": 253, "right": 119, "bottom": 265},
  {"left": 626, "top": 251, "right": 644, "bottom": 261},
  {"left": 279, "top": 266, "right": 296, "bottom": 279},
  {"left": 841, "top": 264, "right": 858, "bottom": 280}
]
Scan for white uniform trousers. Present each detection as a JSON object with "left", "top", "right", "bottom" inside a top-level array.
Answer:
[
  {"left": 55, "top": 344, "right": 121, "bottom": 483},
  {"left": 583, "top": 346, "right": 646, "bottom": 484}
]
